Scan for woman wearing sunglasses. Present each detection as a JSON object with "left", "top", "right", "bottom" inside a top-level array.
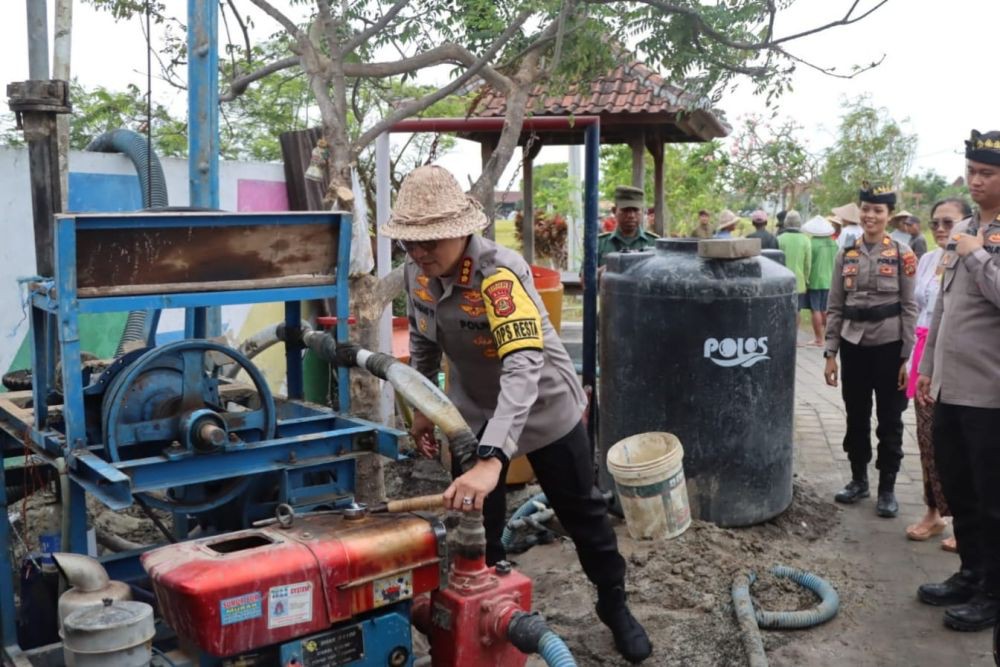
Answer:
[
  {"left": 904, "top": 198, "right": 972, "bottom": 550},
  {"left": 381, "top": 165, "right": 651, "bottom": 663}
]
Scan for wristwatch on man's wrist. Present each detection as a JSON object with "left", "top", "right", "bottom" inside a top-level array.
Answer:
[
  {"left": 477, "top": 444, "right": 509, "bottom": 465},
  {"left": 823, "top": 349, "right": 837, "bottom": 359}
]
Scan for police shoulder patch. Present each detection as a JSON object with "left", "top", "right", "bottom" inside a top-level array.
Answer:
[
  {"left": 902, "top": 250, "right": 917, "bottom": 277},
  {"left": 481, "top": 267, "right": 543, "bottom": 359}
]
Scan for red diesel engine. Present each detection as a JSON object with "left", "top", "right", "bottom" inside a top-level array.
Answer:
[{"left": 142, "top": 511, "right": 444, "bottom": 659}]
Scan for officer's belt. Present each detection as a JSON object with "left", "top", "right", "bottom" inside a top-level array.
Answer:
[{"left": 843, "top": 302, "right": 901, "bottom": 322}]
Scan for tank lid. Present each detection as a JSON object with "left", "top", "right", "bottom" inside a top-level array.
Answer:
[
  {"left": 655, "top": 238, "right": 699, "bottom": 253},
  {"left": 697, "top": 238, "right": 761, "bottom": 259}
]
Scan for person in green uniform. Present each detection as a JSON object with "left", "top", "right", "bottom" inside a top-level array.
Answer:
[
  {"left": 777, "top": 210, "right": 812, "bottom": 313},
  {"left": 597, "top": 186, "right": 659, "bottom": 267},
  {"left": 803, "top": 215, "right": 839, "bottom": 346}
]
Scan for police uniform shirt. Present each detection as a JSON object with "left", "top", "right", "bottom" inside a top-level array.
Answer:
[
  {"left": 404, "top": 235, "right": 587, "bottom": 459},
  {"left": 919, "top": 215, "right": 1000, "bottom": 407},
  {"left": 824, "top": 234, "right": 918, "bottom": 358},
  {"left": 597, "top": 228, "right": 658, "bottom": 266}
]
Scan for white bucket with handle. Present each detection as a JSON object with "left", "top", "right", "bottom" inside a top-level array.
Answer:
[{"left": 607, "top": 432, "right": 691, "bottom": 540}]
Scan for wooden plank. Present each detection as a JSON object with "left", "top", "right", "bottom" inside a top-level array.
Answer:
[
  {"left": 76, "top": 222, "right": 339, "bottom": 289},
  {"left": 77, "top": 274, "right": 336, "bottom": 297}
]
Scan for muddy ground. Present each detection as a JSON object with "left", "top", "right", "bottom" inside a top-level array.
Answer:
[
  {"left": 11, "top": 457, "right": 852, "bottom": 666},
  {"left": 389, "top": 458, "right": 853, "bottom": 667}
]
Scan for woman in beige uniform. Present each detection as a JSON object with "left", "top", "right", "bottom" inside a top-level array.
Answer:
[
  {"left": 381, "top": 165, "right": 651, "bottom": 663},
  {"left": 823, "top": 183, "right": 918, "bottom": 518}
]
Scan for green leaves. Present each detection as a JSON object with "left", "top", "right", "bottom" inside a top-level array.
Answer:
[
  {"left": 813, "top": 96, "right": 917, "bottom": 213},
  {"left": 726, "top": 115, "right": 814, "bottom": 210},
  {"left": 599, "top": 142, "right": 729, "bottom": 235}
]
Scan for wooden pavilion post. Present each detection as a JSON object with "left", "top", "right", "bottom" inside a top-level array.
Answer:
[
  {"left": 520, "top": 140, "right": 544, "bottom": 263},
  {"left": 630, "top": 133, "right": 646, "bottom": 188},
  {"left": 481, "top": 138, "right": 498, "bottom": 239},
  {"left": 521, "top": 148, "right": 534, "bottom": 264},
  {"left": 646, "top": 133, "right": 665, "bottom": 236}
]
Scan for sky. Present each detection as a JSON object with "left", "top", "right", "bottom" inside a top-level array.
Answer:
[{"left": 2, "top": 0, "right": 997, "bottom": 188}]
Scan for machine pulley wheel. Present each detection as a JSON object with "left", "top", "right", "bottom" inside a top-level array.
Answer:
[{"left": 101, "top": 340, "right": 277, "bottom": 513}]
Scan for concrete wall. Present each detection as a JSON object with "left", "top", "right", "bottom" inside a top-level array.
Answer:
[{"left": 0, "top": 146, "right": 292, "bottom": 389}]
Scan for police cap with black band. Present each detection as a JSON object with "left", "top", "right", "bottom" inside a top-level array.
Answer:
[
  {"left": 858, "top": 181, "right": 896, "bottom": 208},
  {"left": 965, "top": 129, "right": 1000, "bottom": 166}
]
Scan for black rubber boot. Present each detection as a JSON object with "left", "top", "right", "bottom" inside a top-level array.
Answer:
[
  {"left": 944, "top": 593, "right": 1000, "bottom": 631},
  {"left": 876, "top": 472, "right": 898, "bottom": 518},
  {"left": 835, "top": 464, "right": 870, "bottom": 504},
  {"left": 918, "top": 570, "right": 981, "bottom": 607},
  {"left": 596, "top": 585, "right": 652, "bottom": 663}
]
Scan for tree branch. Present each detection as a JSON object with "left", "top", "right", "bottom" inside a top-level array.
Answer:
[
  {"left": 344, "top": 0, "right": 412, "bottom": 54},
  {"left": 469, "top": 16, "right": 562, "bottom": 203},
  {"left": 246, "top": 0, "right": 307, "bottom": 41},
  {"left": 584, "top": 0, "right": 888, "bottom": 51},
  {"left": 221, "top": 56, "right": 299, "bottom": 101},
  {"left": 346, "top": 44, "right": 511, "bottom": 90},
  {"left": 224, "top": 0, "right": 254, "bottom": 64},
  {"left": 775, "top": 46, "right": 885, "bottom": 79},
  {"left": 352, "top": 11, "right": 531, "bottom": 153}
]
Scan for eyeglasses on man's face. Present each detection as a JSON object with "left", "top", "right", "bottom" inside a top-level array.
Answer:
[
  {"left": 930, "top": 219, "right": 955, "bottom": 231},
  {"left": 397, "top": 239, "right": 439, "bottom": 253}
]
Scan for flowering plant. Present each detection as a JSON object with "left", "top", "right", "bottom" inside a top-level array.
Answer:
[{"left": 514, "top": 211, "right": 568, "bottom": 268}]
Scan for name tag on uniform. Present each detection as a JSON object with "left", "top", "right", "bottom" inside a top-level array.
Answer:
[{"left": 842, "top": 264, "right": 858, "bottom": 276}]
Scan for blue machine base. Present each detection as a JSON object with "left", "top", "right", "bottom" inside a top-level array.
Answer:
[{"left": 198, "top": 602, "right": 415, "bottom": 667}]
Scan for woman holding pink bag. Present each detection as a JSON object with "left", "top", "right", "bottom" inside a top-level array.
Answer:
[{"left": 905, "top": 198, "right": 972, "bottom": 550}]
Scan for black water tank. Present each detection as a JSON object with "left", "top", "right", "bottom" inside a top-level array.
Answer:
[{"left": 598, "top": 238, "right": 797, "bottom": 527}]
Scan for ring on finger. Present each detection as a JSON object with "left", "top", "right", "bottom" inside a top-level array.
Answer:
[{"left": 462, "top": 496, "right": 473, "bottom": 505}]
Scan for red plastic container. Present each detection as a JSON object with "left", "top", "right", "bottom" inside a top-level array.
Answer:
[
  {"left": 530, "top": 265, "right": 562, "bottom": 290},
  {"left": 142, "top": 513, "right": 443, "bottom": 656}
]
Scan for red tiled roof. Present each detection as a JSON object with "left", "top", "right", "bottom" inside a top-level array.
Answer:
[{"left": 471, "top": 60, "right": 722, "bottom": 124}]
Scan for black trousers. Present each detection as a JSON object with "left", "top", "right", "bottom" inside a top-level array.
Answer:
[
  {"left": 452, "top": 420, "right": 626, "bottom": 589},
  {"left": 933, "top": 402, "right": 1000, "bottom": 595},
  {"left": 839, "top": 340, "right": 907, "bottom": 474}
]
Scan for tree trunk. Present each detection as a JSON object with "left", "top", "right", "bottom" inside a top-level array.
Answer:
[{"left": 348, "top": 272, "right": 385, "bottom": 504}]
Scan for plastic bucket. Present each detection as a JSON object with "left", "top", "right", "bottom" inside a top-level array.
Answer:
[
  {"left": 607, "top": 432, "right": 691, "bottom": 540},
  {"left": 531, "top": 266, "right": 564, "bottom": 334}
]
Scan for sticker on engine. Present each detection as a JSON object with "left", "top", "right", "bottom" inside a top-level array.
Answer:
[
  {"left": 268, "top": 581, "right": 314, "bottom": 629},
  {"left": 219, "top": 592, "right": 262, "bottom": 626},
  {"left": 297, "top": 625, "right": 365, "bottom": 666},
  {"left": 373, "top": 571, "right": 412, "bottom": 608}
]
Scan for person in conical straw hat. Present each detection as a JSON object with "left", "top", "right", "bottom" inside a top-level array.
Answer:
[{"left": 381, "top": 165, "right": 652, "bottom": 663}]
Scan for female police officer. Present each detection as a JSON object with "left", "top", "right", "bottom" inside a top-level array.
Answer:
[
  {"left": 823, "top": 183, "right": 918, "bottom": 517},
  {"left": 380, "top": 165, "right": 651, "bottom": 663}
]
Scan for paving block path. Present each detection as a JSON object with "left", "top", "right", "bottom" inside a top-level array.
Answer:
[{"left": 773, "top": 335, "right": 995, "bottom": 666}]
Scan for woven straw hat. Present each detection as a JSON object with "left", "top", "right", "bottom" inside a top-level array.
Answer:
[
  {"left": 802, "top": 215, "right": 835, "bottom": 237},
  {"left": 379, "top": 165, "right": 489, "bottom": 241},
  {"left": 832, "top": 202, "right": 860, "bottom": 225},
  {"left": 718, "top": 209, "right": 739, "bottom": 229}
]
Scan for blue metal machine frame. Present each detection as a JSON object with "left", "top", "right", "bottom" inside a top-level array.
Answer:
[{"left": 0, "top": 210, "right": 405, "bottom": 661}]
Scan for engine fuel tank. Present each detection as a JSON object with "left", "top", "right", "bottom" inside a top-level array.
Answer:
[{"left": 142, "top": 512, "right": 444, "bottom": 657}]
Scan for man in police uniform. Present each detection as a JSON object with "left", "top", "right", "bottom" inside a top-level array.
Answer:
[
  {"left": 916, "top": 130, "right": 1000, "bottom": 632},
  {"left": 597, "top": 186, "right": 658, "bottom": 267},
  {"left": 384, "top": 165, "right": 652, "bottom": 662}
]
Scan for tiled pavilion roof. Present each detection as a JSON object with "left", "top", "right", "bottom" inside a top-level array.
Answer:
[{"left": 463, "top": 59, "right": 730, "bottom": 145}]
